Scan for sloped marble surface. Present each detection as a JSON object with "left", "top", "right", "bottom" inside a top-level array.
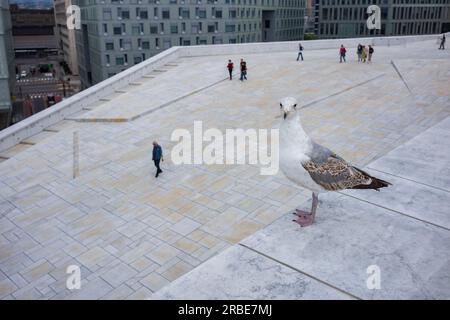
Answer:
[
  {"left": 241, "top": 193, "right": 450, "bottom": 299},
  {"left": 152, "top": 245, "right": 353, "bottom": 300},
  {"left": 343, "top": 170, "right": 450, "bottom": 229},
  {"left": 368, "top": 117, "right": 450, "bottom": 191}
]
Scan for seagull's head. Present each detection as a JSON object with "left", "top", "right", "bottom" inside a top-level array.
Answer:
[{"left": 279, "top": 97, "right": 298, "bottom": 120}]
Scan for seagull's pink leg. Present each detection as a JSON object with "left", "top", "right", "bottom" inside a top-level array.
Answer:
[{"left": 293, "top": 192, "right": 318, "bottom": 227}]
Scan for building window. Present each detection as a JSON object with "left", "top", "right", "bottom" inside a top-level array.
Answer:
[
  {"left": 162, "top": 8, "right": 170, "bottom": 19},
  {"left": 171, "top": 24, "right": 178, "bottom": 34},
  {"left": 163, "top": 39, "right": 171, "bottom": 49},
  {"left": 196, "top": 7, "right": 207, "bottom": 18},
  {"left": 113, "top": 25, "right": 122, "bottom": 35},
  {"left": 191, "top": 23, "right": 199, "bottom": 33},
  {"left": 225, "top": 24, "right": 235, "bottom": 32},
  {"left": 142, "top": 40, "right": 150, "bottom": 49},
  {"left": 116, "top": 57, "right": 124, "bottom": 65},
  {"left": 132, "top": 24, "right": 141, "bottom": 35},
  {"left": 150, "top": 24, "right": 158, "bottom": 34},
  {"left": 229, "top": 9, "right": 237, "bottom": 19},
  {"left": 134, "top": 56, "right": 142, "bottom": 64},
  {"left": 105, "top": 41, "right": 114, "bottom": 50},
  {"left": 103, "top": 8, "right": 112, "bottom": 20},
  {"left": 208, "top": 24, "right": 215, "bottom": 33},
  {"left": 120, "top": 38, "right": 132, "bottom": 50},
  {"left": 117, "top": 8, "right": 130, "bottom": 20},
  {"left": 214, "top": 8, "right": 223, "bottom": 18},
  {"left": 136, "top": 8, "right": 148, "bottom": 19},
  {"left": 180, "top": 7, "right": 190, "bottom": 19}
]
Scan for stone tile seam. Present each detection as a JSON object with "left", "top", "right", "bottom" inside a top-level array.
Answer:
[
  {"left": 338, "top": 192, "right": 450, "bottom": 232},
  {"left": 238, "top": 243, "right": 361, "bottom": 300},
  {"left": 300, "top": 73, "right": 386, "bottom": 110},
  {"left": 366, "top": 166, "right": 450, "bottom": 194}
]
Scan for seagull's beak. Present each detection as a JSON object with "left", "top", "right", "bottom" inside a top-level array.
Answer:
[{"left": 283, "top": 112, "right": 287, "bottom": 119}]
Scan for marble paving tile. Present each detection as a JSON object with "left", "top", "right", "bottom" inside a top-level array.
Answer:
[{"left": 152, "top": 245, "right": 352, "bottom": 300}]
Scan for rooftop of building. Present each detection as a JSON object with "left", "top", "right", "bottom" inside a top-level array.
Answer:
[{"left": 0, "top": 34, "right": 449, "bottom": 299}]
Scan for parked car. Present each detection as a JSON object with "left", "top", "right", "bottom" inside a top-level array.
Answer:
[{"left": 20, "top": 70, "right": 27, "bottom": 78}]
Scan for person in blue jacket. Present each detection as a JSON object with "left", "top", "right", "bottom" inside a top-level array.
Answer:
[{"left": 152, "top": 141, "right": 163, "bottom": 178}]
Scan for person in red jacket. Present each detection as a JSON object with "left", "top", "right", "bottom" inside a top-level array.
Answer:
[
  {"left": 227, "top": 60, "right": 234, "bottom": 80},
  {"left": 339, "top": 45, "right": 347, "bottom": 63}
]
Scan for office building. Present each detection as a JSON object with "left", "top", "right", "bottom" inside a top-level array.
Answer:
[
  {"left": 0, "top": 0, "right": 15, "bottom": 129},
  {"left": 73, "top": 0, "right": 306, "bottom": 88},
  {"left": 54, "top": 0, "right": 79, "bottom": 75},
  {"left": 313, "top": 0, "right": 450, "bottom": 39}
]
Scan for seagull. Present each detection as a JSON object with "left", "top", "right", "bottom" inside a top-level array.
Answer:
[{"left": 278, "top": 97, "right": 391, "bottom": 227}]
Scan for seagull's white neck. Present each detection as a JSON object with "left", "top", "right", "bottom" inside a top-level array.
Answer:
[{"left": 280, "top": 112, "right": 312, "bottom": 154}]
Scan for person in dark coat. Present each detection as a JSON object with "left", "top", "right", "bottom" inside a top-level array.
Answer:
[
  {"left": 439, "top": 34, "right": 446, "bottom": 50},
  {"left": 296, "top": 43, "right": 304, "bottom": 61},
  {"left": 152, "top": 141, "right": 163, "bottom": 178},
  {"left": 240, "top": 59, "right": 247, "bottom": 81},
  {"left": 227, "top": 60, "right": 234, "bottom": 80}
]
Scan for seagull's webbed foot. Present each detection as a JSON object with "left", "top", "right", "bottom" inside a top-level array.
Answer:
[
  {"left": 292, "top": 192, "right": 318, "bottom": 228},
  {"left": 292, "top": 209, "right": 311, "bottom": 220},
  {"left": 293, "top": 214, "right": 315, "bottom": 227}
]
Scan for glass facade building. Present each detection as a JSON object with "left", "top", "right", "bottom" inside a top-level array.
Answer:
[
  {"left": 313, "top": 0, "right": 450, "bottom": 39},
  {"left": 74, "top": 0, "right": 306, "bottom": 88}
]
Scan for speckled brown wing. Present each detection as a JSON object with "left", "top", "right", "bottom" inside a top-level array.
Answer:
[{"left": 302, "top": 154, "right": 372, "bottom": 191}]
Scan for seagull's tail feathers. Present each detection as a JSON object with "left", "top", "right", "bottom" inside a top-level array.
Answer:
[{"left": 349, "top": 168, "right": 392, "bottom": 191}]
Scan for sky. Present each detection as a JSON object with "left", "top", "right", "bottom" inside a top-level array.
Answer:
[{"left": 9, "top": 0, "right": 53, "bottom": 9}]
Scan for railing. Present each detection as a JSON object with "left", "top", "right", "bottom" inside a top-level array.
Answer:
[{"left": 0, "top": 33, "right": 446, "bottom": 153}]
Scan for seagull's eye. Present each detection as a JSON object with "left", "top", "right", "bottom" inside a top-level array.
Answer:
[
  {"left": 293, "top": 104, "right": 297, "bottom": 108},
  {"left": 280, "top": 103, "right": 283, "bottom": 109}
]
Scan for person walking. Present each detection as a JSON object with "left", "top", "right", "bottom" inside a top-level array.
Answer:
[
  {"left": 357, "top": 44, "right": 362, "bottom": 62},
  {"left": 439, "top": 34, "right": 446, "bottom": 50},
  {"left": 368, "top": 45, "right": 374, "bottom": 62},
  {"left": 152, "top": 141, "right": 163, "bottom": 178},
  {"left": 227, "top": 59, "right": 234, "bottom": 80},
  {"left": 361, "top": 45, "right": 367, "bottom": 63},
  {"left": 240, "top": 59, "right": 247, "bottom": 81},
  {"left": 296, "top": 42, "right": 304, "bottom": 61},
  {"left": 339, "top": 45, "right": 346, "bottom": 63}
]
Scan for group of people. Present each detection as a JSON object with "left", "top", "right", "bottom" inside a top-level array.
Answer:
[
  {"left": 296, "top": 42, "right": 375, "bottom": 64},
  {"left": 227, "top": 59, "right": 248, "bottom": 81},
  {"left": 339, "top": 44, "right": 374, "bottom": 63},
  {"left": 357, "top": 44, "right": 374, "bottom": 63}
]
